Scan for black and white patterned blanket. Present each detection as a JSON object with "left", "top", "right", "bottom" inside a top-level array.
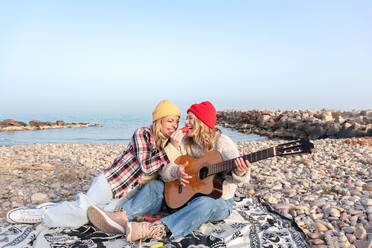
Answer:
[{"left": 0, "top": 196, "right": 310, "bottom": 248}]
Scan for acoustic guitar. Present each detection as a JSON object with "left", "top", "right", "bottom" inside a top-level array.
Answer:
[{"left": 164, "top": 139, "right": 314, "bottom": 209}]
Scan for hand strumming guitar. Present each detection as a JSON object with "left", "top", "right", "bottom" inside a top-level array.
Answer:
[{"left": 177, "top": 161, "right": 192, "bottom": 186}]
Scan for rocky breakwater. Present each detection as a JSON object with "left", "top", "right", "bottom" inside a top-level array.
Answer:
[
  {"left": 217, "top": 109, "right": 372, "bottom": 139},
  {"left": 0, "top": 119, "right": 101, "bottom": 131}
]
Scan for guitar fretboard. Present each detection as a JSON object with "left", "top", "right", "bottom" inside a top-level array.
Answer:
[{"left": 207, "top": 147, "right": 275, "bottom": 176}]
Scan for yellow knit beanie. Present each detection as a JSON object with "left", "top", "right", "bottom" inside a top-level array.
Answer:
[{"left": 152, "top": 100, "right": 180, "bottom": 122}]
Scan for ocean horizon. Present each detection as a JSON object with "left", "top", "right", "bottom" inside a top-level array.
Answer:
[{"left": 0, "top": 114, "right": 267, "bottom": 146}]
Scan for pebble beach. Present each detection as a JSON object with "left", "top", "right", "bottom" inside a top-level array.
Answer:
[{"left": 1, "top": 138, "right": 371, "bottom": 247}]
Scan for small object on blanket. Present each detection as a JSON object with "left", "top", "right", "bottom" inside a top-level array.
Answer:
[
  {"left": 135, "top": 214, "right": 161, "bottom": 223},
  {"left": 150, "top": 242, "right": 164, "bottom": 248},
  {"left": 141, "top": 240, "right": 164, "bottom": 248}
]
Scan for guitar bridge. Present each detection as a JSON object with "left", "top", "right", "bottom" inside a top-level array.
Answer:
[{"left": 178, "top": 183, "right": 182, "bottom": 193}]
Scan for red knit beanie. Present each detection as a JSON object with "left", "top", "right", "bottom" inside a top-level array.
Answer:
[{"left": 187, "top": 101, "right": 217, "bottom": 129}]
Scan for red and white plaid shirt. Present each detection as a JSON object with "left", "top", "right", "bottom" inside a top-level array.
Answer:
[{"left": 104, "top": 126, "right": 170, "bottom": 198}]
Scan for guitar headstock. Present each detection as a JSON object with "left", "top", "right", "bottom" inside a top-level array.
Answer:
[{"left": 275, "top": 139, "right": 314, "bottom": 156}]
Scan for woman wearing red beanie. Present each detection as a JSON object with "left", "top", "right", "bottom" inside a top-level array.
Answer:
[{"left": 87, "top": 101, "right": 252, "bottom": 242}]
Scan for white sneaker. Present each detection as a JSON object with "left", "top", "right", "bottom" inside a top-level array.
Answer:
[{"left": 6, "top": 202, "right": 56, "bottom": 224}]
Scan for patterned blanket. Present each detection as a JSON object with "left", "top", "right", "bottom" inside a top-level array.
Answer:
[{"left": 0, "top": 196, "right": 310, "bottom": 248}]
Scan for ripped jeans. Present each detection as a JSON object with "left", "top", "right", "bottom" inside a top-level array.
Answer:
[{"left": 121, "top": 180, "right": 234, "bottom": 239}]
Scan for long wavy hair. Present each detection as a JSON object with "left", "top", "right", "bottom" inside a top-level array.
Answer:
[
  {"left": 150, "top": 119, "right": 165, "bottom": 150},
  {"left": 185, "top": 117, "right": 220, "bottom": 152}
]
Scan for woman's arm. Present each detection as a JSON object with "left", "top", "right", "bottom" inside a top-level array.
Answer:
[
  {"left": 132, "top": 128, "right": 180, "bottom": 175},
  {"left": 159, "top": 162, "right": 179, "bottom": 182},
  {"left": 216, "top": 135, "right": 251, "bottom": 184},
  {"left": 159, "top": 136, "right": 188, "bottom": 182}
]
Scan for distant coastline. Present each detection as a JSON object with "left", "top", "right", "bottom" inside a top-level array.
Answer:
[{"left": 0, "top": 119, "right": 101, "bottom": 132}]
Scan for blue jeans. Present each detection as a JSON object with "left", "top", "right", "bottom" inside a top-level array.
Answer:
[{"left": 121, "top": 180, "right": 234, "bottom": 239}]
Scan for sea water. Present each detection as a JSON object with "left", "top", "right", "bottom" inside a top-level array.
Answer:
[{"left": 0, "top": 114, "right": 267, "bottom": 146}]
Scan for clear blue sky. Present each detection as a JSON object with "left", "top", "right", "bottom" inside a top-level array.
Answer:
[{"left": 1, "top": 1, "right": 371, "bottom": 114}]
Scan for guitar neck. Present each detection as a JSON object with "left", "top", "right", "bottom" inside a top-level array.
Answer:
[{"left": 208, "top": 147, "right": 275, "bottom": 176}]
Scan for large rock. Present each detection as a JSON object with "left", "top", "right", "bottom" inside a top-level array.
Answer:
[
  {"left": 0, "top": 119, "right": 27, "bottom": 127},
  {"left": 31, "top": 192, "right": 48, "bottom": 204},
  {"left": 320, "top": 111, "right": 333, "bottom": 122},
  {"left": 29, "top": 120, "right": 42, "bottom": 127},
  {"left": 44, "top": 121, "right": 55, "bottom": 126},
  {"left": 56, "top": 120, "right": 65, "bottom": 126}
]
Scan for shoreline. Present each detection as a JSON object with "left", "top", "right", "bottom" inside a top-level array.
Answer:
[{"left": 0, "top": 138, "right": 371, "bottom": 247}]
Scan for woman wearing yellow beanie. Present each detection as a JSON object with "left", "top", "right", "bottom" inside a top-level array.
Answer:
[{"left": 7, "top": 100, "right": 185, "bottom": 231}]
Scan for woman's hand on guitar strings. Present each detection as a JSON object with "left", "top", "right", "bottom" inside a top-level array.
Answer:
[
  {"left": 234, "top": 153, "right": 252, "bottom": 172},
  {"left": 177, "top": 161, "right": 192, "bottom": 186}
]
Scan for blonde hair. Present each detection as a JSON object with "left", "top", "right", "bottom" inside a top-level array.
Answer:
[
  {"left": 185, "top": 117, "right": 220, "bottom": 152},
  {"left": 150, "top": 119, "right": 165, "bottom": 150}
]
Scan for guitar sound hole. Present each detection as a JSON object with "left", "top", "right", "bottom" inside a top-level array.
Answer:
[{"left": 199, "top": 167, "right": 209, "bottom": 180}]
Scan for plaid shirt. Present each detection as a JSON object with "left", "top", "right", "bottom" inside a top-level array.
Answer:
[{"left": 104, "top": 126, "right": 170, "bottom": 198}]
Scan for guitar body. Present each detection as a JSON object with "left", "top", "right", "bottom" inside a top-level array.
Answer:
[
  {"left": 164, "top": 139, "right": 314, "bottom": 209},
  {"left": 164, "top": 150, "right": 223, "bottom": 209}
]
